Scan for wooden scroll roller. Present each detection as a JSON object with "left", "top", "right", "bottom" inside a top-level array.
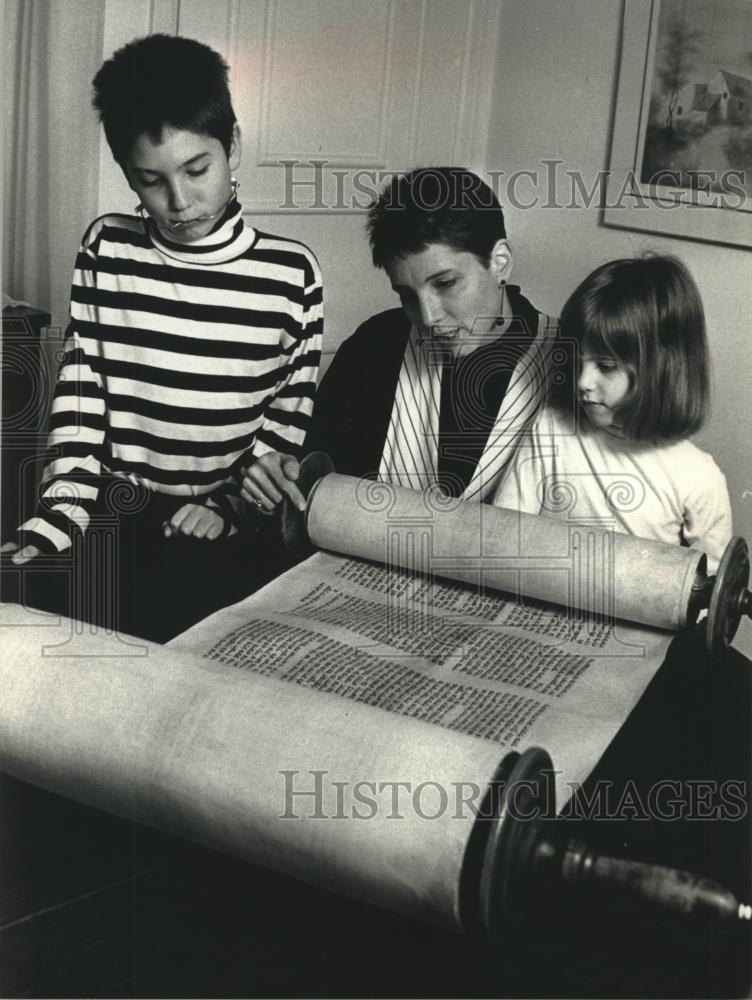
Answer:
[
  {"left": 283, "top": 454, "right": 752, "bottom": 659},
  {"left": 477, "top": 746, "right": 750, "bottom": 939}
]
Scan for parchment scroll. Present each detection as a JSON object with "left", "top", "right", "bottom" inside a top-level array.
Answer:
[{"left": 0, "top": 478, "right": 675, "bottom": 928}]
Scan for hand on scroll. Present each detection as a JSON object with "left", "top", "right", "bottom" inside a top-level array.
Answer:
[
  {"left": 240, "top": 453, "right": 306, "bottom": 513},
  {"left": 1, "top": 541, "right": 41, "bottom": 565}
]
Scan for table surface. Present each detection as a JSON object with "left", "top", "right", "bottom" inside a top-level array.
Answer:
[{"left": 0, "top": 632, "right": 750, "bottom": 999}]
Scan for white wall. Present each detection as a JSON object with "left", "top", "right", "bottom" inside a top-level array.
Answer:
[
  {"left": 487, "top": 0, "right": 752, "bottom": 655},
  {"left": 3, "top": 0, "right": 105, "bottom": 331}
]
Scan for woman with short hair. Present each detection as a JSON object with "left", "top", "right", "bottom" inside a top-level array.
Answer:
[{"left": 241, "top": 166, "right": 557, "bottom": 509}]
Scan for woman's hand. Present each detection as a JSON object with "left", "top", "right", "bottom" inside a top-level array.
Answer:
[
  {"left": 1, "top": 541, "right": 41, "bottom": 565},
  {"left": 163, "top": 504, "right": 226, "bottom": 540},
  {"left": 240, "top": 453, "right": 306, "bottom": 513}
]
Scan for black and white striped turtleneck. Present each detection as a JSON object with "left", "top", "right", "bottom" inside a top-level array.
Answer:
[{"left": 19, "top": 197, "right": 323, "bottom": 554}]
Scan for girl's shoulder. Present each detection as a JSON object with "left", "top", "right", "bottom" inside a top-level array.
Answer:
[
  {"left": 649, "top": 437, "right": 728, "bottom": 496},
  {"left": 525, "top": 406, "right": 592, "bottom": 457},
  {"left": 531, "top": 404, "right": 576, "bottom": 434},
  {"left": 656, "top": 436, "right": 723, "bottom": 469}
]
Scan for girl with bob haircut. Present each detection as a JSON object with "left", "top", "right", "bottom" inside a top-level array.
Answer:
[
  {"left": 559, "top": 254, "right": 708, "bottom": 442},
  {"left": 496, "top": 253, "right": 732, "bottom": 572}
]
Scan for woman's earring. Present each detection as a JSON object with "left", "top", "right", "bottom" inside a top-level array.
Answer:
[{"left": 495, "top": 279, "right": 507, "bottom": 326}]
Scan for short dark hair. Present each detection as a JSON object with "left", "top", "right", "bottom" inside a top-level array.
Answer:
[
  {"left": 367, "top": 167, "right": 506, "bottom": 269},
  {"left": 92, "top": 33, "right": 236, "bottom": 166},
  {"left": 557, "top": 254, "right": 709, "bottom": 443}
]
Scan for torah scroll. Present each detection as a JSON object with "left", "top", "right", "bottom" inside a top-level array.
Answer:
[
  {"left": 0, "top": 478, "right": 676, "bottom": 930},
  {"left": 306, "top": 474, "right": 704, "bottom": 631}
]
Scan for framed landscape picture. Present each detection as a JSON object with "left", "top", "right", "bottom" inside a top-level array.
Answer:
[{"left": 604, "top": 0, "right": 752, "bottom": 248}]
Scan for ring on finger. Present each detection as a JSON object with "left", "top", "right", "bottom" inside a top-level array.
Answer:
[{"left": 252, "top": 496, "right": 264, "bottom": 509}]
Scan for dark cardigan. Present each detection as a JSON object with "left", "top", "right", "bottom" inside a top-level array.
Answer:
[{"left": 305, "top": 287, "right": 543, "bottom": 486}]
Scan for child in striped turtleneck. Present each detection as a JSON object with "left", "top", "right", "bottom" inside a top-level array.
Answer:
[{"left": 2, "top": 33, "right": 322, "bottom": 641}]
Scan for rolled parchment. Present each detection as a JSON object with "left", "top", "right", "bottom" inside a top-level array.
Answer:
[
  {"left": 306, "top": 474, "right": 703, "bottom": 631},
  {"left": 0, "top": 604, "right": 509, "bottom": 928}
]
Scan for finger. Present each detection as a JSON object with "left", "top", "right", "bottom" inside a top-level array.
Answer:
[
  {"left": 280, "top": 455, "right": 300, "bottom": 481},
  {"left": 178, "top": 507, "right": 204, "bottom": 536},
  {"left": 277, "top": 457, "right": 307, "bottom": 512},
  {"left": 241, "top": 482, "right": 274, "bottom": 512},
  {"left": 279, "top": 479, "right": 307, "bottom": 512},
  {"left": 245, "top": 489, "right": 275, "bottom": 513},
  {"left": 245, "top": 466, "right": 283, "bottom": 506},
  {"left": 190, "top": 512, "right": 214, "bottom": 540},
  {"left": 1, "top": 541, "right": 20, "bottom": 553},
  {"left": 162, "top": 520, "right": 174, "bottom": 538},
  {"left": 240, "top": 474, "right": 260, "bottom": 502},
  {"left": 268, "top": 466, "right": 306, "bottom": 511},
  {"left": 243, "top": 482, "right": 279, "bottom": 513},
  {"left": 12, "top": 545, "right": 40, "bottom": 566},
  {"left": 192, "top": 509, "right": 225, "bottom": 540},
  {"left": 168, "top": 503, "right": 196, "bottom": 533},
  {"left": 259, "top": 458, "right": 306, "bottom": 511},
  {"left": 206, "top": 520, "right": 224, "bottom": 541}
]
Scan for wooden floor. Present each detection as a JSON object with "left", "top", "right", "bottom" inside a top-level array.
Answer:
[{"left": 1, "top": 632, "right": 750, "bottom": 998}]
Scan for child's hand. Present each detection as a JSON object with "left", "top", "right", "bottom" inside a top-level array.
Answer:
[
  {"left": 1, "top": 541, "right": 41, "bottom": 565},
  {"left": 163, "top": 504, "right": 225, "bottom": 541},
  {"left": 240, "top": 452, "right": 305, "bottom": 512}
]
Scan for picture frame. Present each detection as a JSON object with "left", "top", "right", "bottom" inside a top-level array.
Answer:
[{"left": 604, "top": 0, "right": 752, "bottom": 249}]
